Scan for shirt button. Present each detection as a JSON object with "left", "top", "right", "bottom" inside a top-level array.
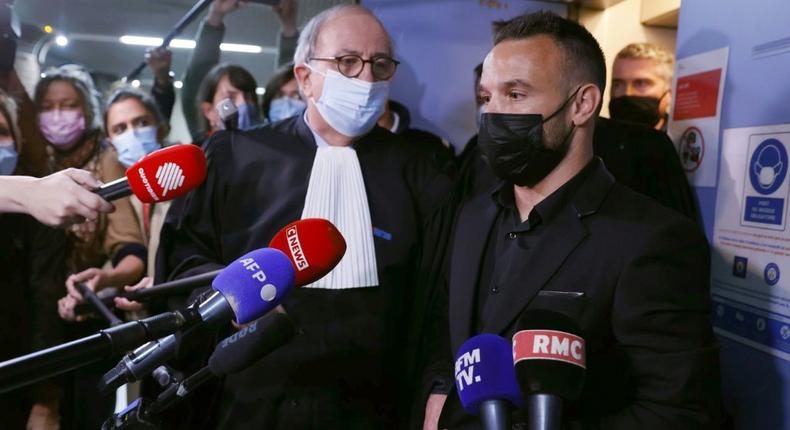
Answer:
[
  {"left": 508, "top": 232, "right": 517, "bottom": 239},
  {"left": 490, "top": 287, "right": 499, "bottom": 294},
  {"left": 290, "top": 399, "right": 299, "bottom": 407}
]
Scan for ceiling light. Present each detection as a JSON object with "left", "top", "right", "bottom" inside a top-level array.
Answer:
[{"left": 55, "top": 35, "right": 68, "bottom": 47}]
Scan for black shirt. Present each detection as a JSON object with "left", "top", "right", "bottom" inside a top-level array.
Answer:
[{"left": 475, "top": 161, "right": 596, "bottom": 328}]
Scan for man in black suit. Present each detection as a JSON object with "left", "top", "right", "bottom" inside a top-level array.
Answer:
[{"left": 423, "top": 11, "right": 722, "bottom": 429}]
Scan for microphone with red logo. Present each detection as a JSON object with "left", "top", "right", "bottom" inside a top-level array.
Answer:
[
  {"left": 455, "top": 334, "right": 523, "bottom": 430},
  {"left": 268, "top": 218, "right": 347, "bottom": 287},
  {"left": 76, "top": 218, "right": 346, "bottom": 315},
  {"left": 512, "top": 309, "right": 586, "bottom": 430},
  {"left": 94, "top": 144, "right": 207, "bottom": 202}
]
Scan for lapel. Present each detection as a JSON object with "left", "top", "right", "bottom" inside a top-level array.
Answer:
[
  {"left": 482, "top": 158, "right": 615, "bottom": 336},
  {"left": 449, "top": 191, "right": 500, "bottom": 351}
]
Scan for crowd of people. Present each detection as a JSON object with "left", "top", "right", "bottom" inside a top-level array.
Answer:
[{"left": 0, "top": 1, "right": 722, "bottom": 430}]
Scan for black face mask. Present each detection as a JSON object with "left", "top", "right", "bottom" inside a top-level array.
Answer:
[
  {"left": 478, "top": 87, "right": 579, "bottom": 187},
  {"left": 608, "top": 93, "right": 666, "bottom": 128}
]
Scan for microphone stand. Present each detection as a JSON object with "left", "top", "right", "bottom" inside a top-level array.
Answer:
[{"left": 124, "top": 0, "right": 213, "bottom": 82}]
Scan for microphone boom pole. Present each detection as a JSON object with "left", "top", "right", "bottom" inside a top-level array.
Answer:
[{"left": 124, "top": 0, "right": 213, "bottom": 82}]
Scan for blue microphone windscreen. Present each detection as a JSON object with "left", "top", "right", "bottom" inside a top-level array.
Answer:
[
  {"left": 454, "top": 334, "right": 523, "bottom": 415},
  {"left": 212, "top": 248, "right": 296, "bottom": 324}
]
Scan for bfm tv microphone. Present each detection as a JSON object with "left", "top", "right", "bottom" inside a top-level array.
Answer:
[
  {"left": 99, "top": 247, "right": 295, "bottom": 393},
  {"left": 512, "top": 309, "right": 586, "bottom": 430},
  {"left": 455, "top": 334, "right": 523, "bottom": 430},
  {"left": 95, "top": 144, "right": 207, "bottom": 202}
]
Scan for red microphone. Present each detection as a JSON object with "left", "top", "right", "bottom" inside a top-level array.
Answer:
[
  {"left": 95, "top": 144, "right": 207, "bottom": 203},
  {"left": 268, "top": 218, "right": 347, "bottom": 287}
]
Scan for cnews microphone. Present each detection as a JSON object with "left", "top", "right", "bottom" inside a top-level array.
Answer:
[
  {"left": 512, "top": 309, "right": 586, "bottom": 430},
  {"left": 268, "top": 218, "right": 347, "bottom": 287},
  {"left": 455, "top": 334, "right": 523, "bottom": 430},
  {"left": 0, "top": 307, "right": 201, "bottom": 394},
  {"left": 99, "top": 247, "right": 295, "bottom": 393},
  {"left": 146, "top": 312, "right": 296, "bottom": 415},
  {"left": 81, "top": 218, "right": 345, "bottom": 312},
  {"left": 95, "top": 144, "right": 207, "bottom": 202}
]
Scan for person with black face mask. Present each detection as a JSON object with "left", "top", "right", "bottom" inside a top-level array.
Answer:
[
  {"left": 422, "top": 11, "right": 722, "bottom": 430},
  {"left": 608, "top": 42, "right": 674, "bottom": 130}
]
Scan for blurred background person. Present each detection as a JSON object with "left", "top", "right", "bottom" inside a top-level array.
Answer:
[
  {"left": 35, "top": 64, "right": 144, "bottom": 430},
  {"left": 609, "top": 42, "right": 675, "bottom": 131},
  {"left": 0, "top": 88, "right": 68, "bottom": 430},
  {"left": 182, "top": 0, "right": 298, "bottom": 143},
  {"left": 260, "top": 62, "right": 304, "bottom": 123}
]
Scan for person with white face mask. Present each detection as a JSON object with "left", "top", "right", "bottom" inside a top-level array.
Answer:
[{"left": 156, "top": 5, "right": 456, "bottom": 429}]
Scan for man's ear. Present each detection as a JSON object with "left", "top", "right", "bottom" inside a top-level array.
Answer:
[
  {"left": 294, "top": 63, "right": 313, "bottom": 100},
  {"left": 571, "top": 83, "right": 602, "bottom": 126}
]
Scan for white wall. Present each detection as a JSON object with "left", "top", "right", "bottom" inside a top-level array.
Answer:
[{"left": 579, "top": 0, "right": 677, "bottom": 117}]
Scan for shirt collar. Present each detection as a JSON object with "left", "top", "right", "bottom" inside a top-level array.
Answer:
[
  {"left": 492, "top": 159, "right": 597, "bottom": 226},
  {"left": 303, "top": 111, "right": 329, "bottom": 148},
  {"left": 389, "top": 111, "right": 400, "bottom": 134}
]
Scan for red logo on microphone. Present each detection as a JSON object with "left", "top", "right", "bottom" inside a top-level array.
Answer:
[{"left": 513, "top": 330, "right": 586, "bottom": 368}]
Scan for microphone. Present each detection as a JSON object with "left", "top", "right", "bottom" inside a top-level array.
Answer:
[
  {"left": 147, "top": 312, "right": 296, "bottom": 414},
  {"left": 0, "top": 307, "right": 201, "bottom": 394},
  {"left": 95, "top": 144, "right": 207, "bottom": 202},
  {"left": 454, "top": 334, "right": 523, "bottom": 430},
  {"left": 78, "top": 218, "right": 345, "bottom": 314},
  {"left": 99, "top": 247, "right": 295, "bottom": 393},
  {"left": 268, "top": 218, "right": 347, "bottom": 287},
  {"left": 216, "top": 98, "right": 238, "bottom": 132},
  {"left": 512, "top": 309, "right": 586, "bottom": 430},
  {"left": 102, "top": 313, "right": 296, "bottom": 429}
]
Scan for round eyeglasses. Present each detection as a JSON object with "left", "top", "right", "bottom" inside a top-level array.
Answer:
[{"left": 309, "top": 54, "right": 400, "bottom": 81}]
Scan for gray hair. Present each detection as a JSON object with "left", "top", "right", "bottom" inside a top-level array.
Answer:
[
  {"left": 35, "top": 64, "right": 103, "bottom": 132},
  {"left": 293, "top": 4, "right": 393, "bottom": 66}
]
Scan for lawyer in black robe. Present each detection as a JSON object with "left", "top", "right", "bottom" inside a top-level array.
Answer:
[{"left": 155, "top": 114, "right": 455, "bottom": 429}]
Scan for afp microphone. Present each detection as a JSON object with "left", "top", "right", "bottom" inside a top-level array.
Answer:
[
  {"left": 99, "top": 247, "right": 295, "bottom": 393},
  {"left": 512, "top": 309, "right": 586, "bottom": 430},
  {"left": 78, "top": 218, "right": 347, "bottom": 316},
  {"left": 95, "top": 144, "right": 207, "bottom": 202},
  {"left": 454, "top": 334, "right": 523, "bottom": 430}
]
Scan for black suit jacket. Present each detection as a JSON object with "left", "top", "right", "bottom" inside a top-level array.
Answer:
[{"left": 438, "top": 159, "right": 721, "bottom": 429}]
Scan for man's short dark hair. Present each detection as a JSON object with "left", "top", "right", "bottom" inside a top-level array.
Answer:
[{"left": 493, "top": 11, "right": 606, "bottom": 96}]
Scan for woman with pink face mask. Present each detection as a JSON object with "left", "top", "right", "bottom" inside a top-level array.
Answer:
[{"left": 33, "top": 65, "right": 146, "bottom": 429}]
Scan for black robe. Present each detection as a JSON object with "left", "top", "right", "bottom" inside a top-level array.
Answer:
[{"left": 155, "top": 115, "right": 455, "bottom": 429}]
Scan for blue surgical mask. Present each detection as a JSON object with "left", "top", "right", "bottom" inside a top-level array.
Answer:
[
  {"left": 268, "top": 97, "right": 306, "bottom": 123},
  {"left": 111, "top": 126, "right": 161, "bottom": 168},
  {"left": 0, "top": 141, "right": 18, "bottom": 175},
  {"left": 237, "top": 102, "right": 260, "bottom": 131},
  {"left": 308, "top": 67, "right": 389, "bottom": 137}
]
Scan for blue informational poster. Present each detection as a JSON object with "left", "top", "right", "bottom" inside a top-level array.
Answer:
[{"left": 712, "top": 124, "right": 790, "bottom": 360}]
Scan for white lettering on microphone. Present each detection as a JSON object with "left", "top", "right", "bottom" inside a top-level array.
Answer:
[
  {"left": 239, "top": 257, "right": 277, "bottom": 301},
  {"left": 286, "top": 226, "right": 309, "bottom": 271},
  {"left": 454, "top": 348, "right": 482, "bottom": 391},
  {"left": 514, "top": 330, "right": 586, "bottom": 368},
  {"left": 137, "top": 167, "right": 160, "bottom": 202}
]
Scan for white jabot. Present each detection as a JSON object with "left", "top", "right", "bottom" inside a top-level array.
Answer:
[{"left": 301, "top": 116, "right": 379, "bottom": 289}]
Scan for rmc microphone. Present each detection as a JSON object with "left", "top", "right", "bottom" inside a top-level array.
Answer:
[
  {"left": 455, "top": 334, "right": 523, "bottom": 430},
  {"left": 95, "top": 143, "right": 207, "bottom": 202},
  {"left": 99, "top": 247, "right": 295, "bottom": 393},
  {"left": 512, "top": 309, "right": 586, "bottom": 430}
]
